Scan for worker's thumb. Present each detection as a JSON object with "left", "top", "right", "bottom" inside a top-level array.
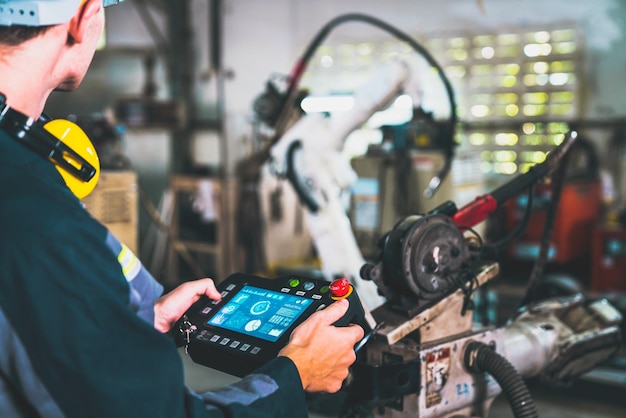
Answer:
[{"left": 316, "top": 299, "right": 350, "bottom": 325}]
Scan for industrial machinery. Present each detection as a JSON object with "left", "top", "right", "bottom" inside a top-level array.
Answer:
[
  {"left": 249, "top": 14, "right": 623, "bottom": 417},
  {"left": 341, "top": 131, "right": 622, "bottom": 418}
]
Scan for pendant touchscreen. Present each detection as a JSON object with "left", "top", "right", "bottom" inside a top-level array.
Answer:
[
  {"left": 207, "top": 285, "right": 311, "bottom": 342},
  {"left": 176, "top": 272, "right": 368, "bottom": 377}
]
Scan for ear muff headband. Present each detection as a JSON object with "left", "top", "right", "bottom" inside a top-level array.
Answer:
[{"left": 0, "top": 94, "right": 100, "bottom": 199}]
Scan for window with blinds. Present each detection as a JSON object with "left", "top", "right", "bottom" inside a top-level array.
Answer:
[{"left": 299, "top": 24, "right": 582, "bottom": 177}]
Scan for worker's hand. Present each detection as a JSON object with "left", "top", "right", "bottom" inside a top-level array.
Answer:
[
  {"left": 278, "top": 299, "right": 364, "bottom": 393},
  {"left": 153, "top": 278, "right": 222, "bottom": 333}
]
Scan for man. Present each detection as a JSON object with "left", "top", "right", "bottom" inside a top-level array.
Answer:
[{"left": 0, "top": 1, "right": 364, "bottom": 417}]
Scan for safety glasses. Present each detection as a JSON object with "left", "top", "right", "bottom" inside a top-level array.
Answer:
[{"left": 103, "top": 0, "right": 124, "bottom": 7}]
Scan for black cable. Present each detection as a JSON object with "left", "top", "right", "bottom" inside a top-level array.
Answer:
[
  {"left": 285, "top": 141, "right": 320, "bottom": 212},
  {"left": 490, "top": 184, "right": 535, "bottom": 253},
  {"left": 282, "top": 14, "right": 457, "bottom": 129},
  {"left": 272, "top": 14, "right": 458, "bottom": 194},
  {"left": 465, "top": 342, "right": 539, "bottom": 418},
  {"left": 520, "top": 148, "right": 570, "bottom": 307}
]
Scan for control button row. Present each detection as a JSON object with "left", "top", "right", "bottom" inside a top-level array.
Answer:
[
  {"left": 281, "top": 286, "right": 325, "bottom": 300},
  {"left": 286, "top": 278, "right": 331, "bottom": 294},
  {"left": 198, "top": 330, "right": 261, "bottom": 355}
]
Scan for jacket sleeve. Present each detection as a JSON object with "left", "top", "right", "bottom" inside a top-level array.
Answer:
[
  {"left": 104, "top": 231, "right": 164, "bottom": 324},
  {"left": 186, "top": 357, "right": 308, "bottom": 418}
]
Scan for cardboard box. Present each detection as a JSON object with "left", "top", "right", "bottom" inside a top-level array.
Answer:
[{"left": 82, "top": 170, "right": 138, "bottom": 254}]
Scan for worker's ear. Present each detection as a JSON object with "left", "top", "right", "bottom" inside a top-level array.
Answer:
[{"left": 67, "top": 0, "right": 102, "bottom": 44}]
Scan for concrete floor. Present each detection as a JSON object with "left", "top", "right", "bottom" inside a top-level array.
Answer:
[
  {"left": 485, "top": 381, "right": 625, "bottom": 418},
  {"left": 180, "top": 349, "right": 625, "bottom": 417}
]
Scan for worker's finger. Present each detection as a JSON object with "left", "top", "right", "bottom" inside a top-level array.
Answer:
[
  {"left": 345, "top": 323, "right": 366, "bottom": 340},
  {"left": 172, "top": 278, "right": 222, "bottom": 303},
  {"left": 153, "top": 278, "right": 222, "bottom": 333},
  {"left": 311, "top": 299, "right": 350, "bottom": 325}
]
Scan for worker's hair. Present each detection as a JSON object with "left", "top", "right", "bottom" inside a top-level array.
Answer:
[{"left": 0, "top": 26, "right": 51, "bottom": 46}]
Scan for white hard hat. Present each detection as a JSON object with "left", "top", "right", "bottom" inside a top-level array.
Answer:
[
  {"left": 0, "top": 0, "right": 83, "bottom": 26},
  {"left": 0, "top": 0, "right": 122, "bottom": 26}
]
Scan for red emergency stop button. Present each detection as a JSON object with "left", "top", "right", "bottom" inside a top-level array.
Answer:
[{"left": 329, "top": 278, "right": 353, "bottom": 300}]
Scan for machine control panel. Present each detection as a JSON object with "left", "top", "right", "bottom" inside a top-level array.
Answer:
[{"left": 176, "top": 272, "right": 368, "bottom": 377}]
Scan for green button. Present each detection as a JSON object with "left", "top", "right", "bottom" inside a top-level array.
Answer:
[
  {"left": 289, "top": 279, "right": 300, "bottom": 288},
  {"left": 320, "top": 286, "right": 329, "bottom": 294}
]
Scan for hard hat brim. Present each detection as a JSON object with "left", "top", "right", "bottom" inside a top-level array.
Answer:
[{"left": 0, "top": 0, "right": 84, "bottom": 27}]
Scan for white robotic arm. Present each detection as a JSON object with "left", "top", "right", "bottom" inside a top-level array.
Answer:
[{"left": 269, "top": 60, "right": 410, "bottom": 313}]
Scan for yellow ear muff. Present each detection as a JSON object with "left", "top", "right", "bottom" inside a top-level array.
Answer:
[{"left": 43, "top": 119, "right": 100, "bottom": 199}]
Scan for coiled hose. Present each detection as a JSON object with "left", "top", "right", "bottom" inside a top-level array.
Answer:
[{"left": 464, "top": 342, "right": 538, "bottom": 418}]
